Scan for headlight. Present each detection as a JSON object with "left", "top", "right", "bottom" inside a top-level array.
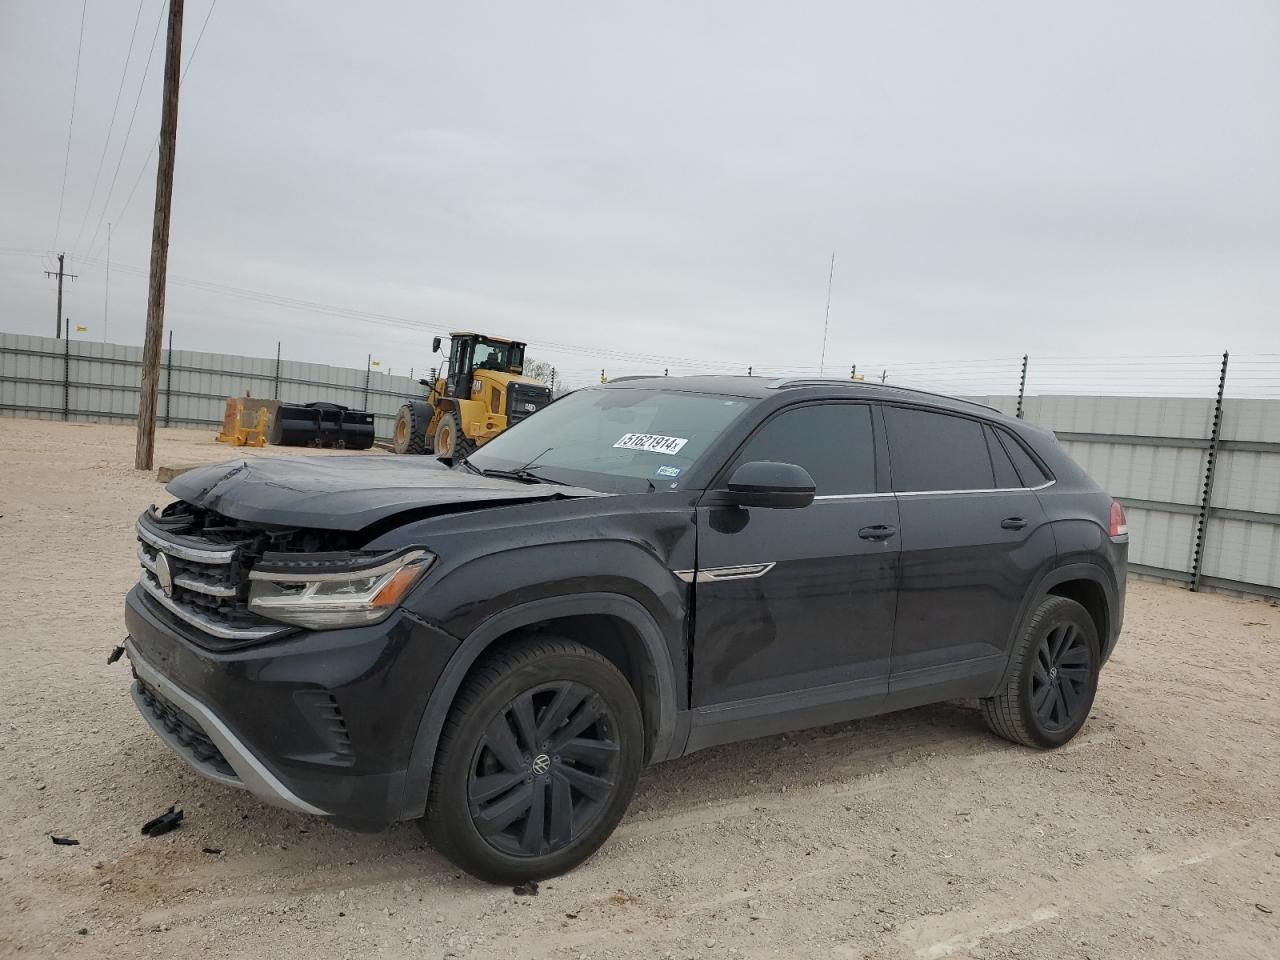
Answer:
[{"left": 247, "top": 548, "right": 433, "bottom": 629}]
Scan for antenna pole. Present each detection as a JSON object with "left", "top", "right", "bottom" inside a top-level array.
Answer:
[{"left": 820, "top": 252, "right": 835, "bottom": 376}]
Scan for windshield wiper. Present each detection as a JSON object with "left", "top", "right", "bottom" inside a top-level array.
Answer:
[
  {"left": 480, "top": 466, "right": 569, "bottom": 486},
  {"left": 457, "top": 458, "right": 483, "bottom": 475}
]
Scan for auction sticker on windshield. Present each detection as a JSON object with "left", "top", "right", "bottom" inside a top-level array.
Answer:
[{"left": 613, "top": 434, "right": 689, "bottom": 454}]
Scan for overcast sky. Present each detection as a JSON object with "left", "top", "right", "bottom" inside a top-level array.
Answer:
[{"left": 1, "top": 0, "right": 1277, "bottom": 390}]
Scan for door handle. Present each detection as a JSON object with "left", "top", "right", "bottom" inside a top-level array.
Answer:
[
  {"left": 858, "top": 524, "right": 898, "bottom": 542},
  {"left": 1001, "top": 517, "right": 1028, "bottom": 530}
]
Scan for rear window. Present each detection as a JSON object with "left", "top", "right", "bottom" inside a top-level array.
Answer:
[
  {"left": 884, "top": 407, "right": 995, "bottom": 492},
  {"left": 985, "top": 425, "right": 1022, "bottom": 488},
  {"left": 995, "top": 427, "right": 1052, "bottom": 486}
]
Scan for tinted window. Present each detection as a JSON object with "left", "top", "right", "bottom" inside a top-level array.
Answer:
[
  {"left": 733, "top": 403, "right": 876, "bottom": 495},
  {"left": 996, "top": 427, "right": 1051, "bottom": 486},
  {"left": 885, "top": 407, "right": 995, "bottom": 492},
  {"left": 985, "top": 425, "right": 1022, "bottom": 488}
]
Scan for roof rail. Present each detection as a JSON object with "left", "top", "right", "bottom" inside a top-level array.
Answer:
[
  {"left": 767, "top": 377, "right": 1003, "bottom": 415},
  {"left": 766, "top": 377, "right": 866, "bottom": 390}
]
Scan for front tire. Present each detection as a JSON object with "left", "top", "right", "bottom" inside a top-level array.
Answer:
[
  {"left": 420, "top": 638, "right": 643, "bottom": 883},
  {"left": 981, "top": 596, "right": 1099, "bottom": 749},
  {"left": 433, "top": 410, "right": 475, "bottom": 462}
]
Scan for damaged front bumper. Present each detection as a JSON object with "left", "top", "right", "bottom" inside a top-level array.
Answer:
[
  {"left": 126, "top": 638, "right": 328, "bottom": 815},
  {"left": 123, "top": 585, "right": 461, "bottom": 827}
]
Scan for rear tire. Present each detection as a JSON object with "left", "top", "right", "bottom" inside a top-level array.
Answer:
[
  {"left": 981, "top": 596, "right": 1099, "bottom": 749},
  {"left": 420, "top": 638, "right": 643, "bottom": 884},
  {"left": 393, "top": 403, "right": 431, "bottom": 455}
]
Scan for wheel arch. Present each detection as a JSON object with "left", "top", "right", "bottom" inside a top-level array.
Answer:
[
  {"left": 398, "top": 593, "right": 678, "bottom": 821},
  {"left": 992, "top": 561, "right": 1119, "bottom": 694}
]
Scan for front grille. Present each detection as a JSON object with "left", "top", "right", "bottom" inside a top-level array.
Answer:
[
  {"left": 136, "top": 506, "right": 288, "bottom": 643},
  {"left": 136, "top": 676, "right": 237, "bottom": 779},
  {"left": 507, "top": 382, "right": 552, "bottom": 425}
]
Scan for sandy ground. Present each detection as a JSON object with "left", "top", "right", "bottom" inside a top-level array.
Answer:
[{"left": 0, "top": 417, "right": 1277, "bottom": 960}]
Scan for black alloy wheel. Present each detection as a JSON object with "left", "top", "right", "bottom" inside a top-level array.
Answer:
[
  {"left": 982, "top": 595, "right": 1100, "bottom": 749},
  {"left": 421, "top": 638, "right": 643, "bottom": 883},
  {"left": 1031, "top": 622, "right": 1091, "bottom": 733},
  {"left": 468, "top": 681, "right": 620, "bottom": 858}
]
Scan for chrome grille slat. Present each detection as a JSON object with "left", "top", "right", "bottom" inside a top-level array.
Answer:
[
  {"left": 135, "top": 510, "right": 285, "bottom": 642},
  {"left": 138, "top": 572, "right": 286, "bottom": 641},
  {"left": 137, "top": 545, "right": 237, "bottom": 597},
  {"left": 136, "top": 511, "right": 236, "bottom": 564}
]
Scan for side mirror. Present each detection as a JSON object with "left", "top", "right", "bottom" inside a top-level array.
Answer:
[
  {"left": 724, "top": 461, "right": 815, "bottom": 509},
  {"left": 432, "top": 336, "right": 442, "bottom": 353}
]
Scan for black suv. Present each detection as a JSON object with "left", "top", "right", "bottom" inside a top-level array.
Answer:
[{"left": 123, "top": 376, "right": 1127, "bottom": 882}]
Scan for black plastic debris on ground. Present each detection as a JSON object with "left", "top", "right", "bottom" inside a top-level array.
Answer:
[
  {"left": 140, "top": 806, "right": 184, "bottom": 837},
  {"left": 201, "top": 847, "right": 222, "bottom": 855},
  {"left": 512, "top": 879, "right": 539, "bottom": 897},
  {"left": 50, "top": 836, "right": 79, "bottom": 846},
  {"left": 106, "top": 645, "right": 125, "bottom": 665}
]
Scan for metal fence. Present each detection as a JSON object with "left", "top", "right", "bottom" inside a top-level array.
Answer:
[
  {"left": 0, "top": 331, "right": 424, "bottom": 441},
  {"left": 957, "top": 391, "right": 1280, "bottom": 601},
  {"left": 2, "top": 332, "right": 1277, "bottom": 600}
]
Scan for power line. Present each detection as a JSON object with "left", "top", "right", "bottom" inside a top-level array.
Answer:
[
  {"left": 71, "top": 0, "right": 148, "bottom": 256},
  {"left": 88, "top": 0, "right": 219, "bottom": 262},
  {"left": 51, "top": 0, "right": 89, "bottom": 250},
  {"left": 83, "top": 0, "right": 168, "bottom": 260}
]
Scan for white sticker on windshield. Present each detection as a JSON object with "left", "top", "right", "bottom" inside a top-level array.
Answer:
[{"left": 613, "top": 433, "right": 688, "bottom": 455}]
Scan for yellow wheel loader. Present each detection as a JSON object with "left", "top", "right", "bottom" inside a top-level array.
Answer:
[{"left": 392, "top": 333, "right": 552, "bottom": 459}]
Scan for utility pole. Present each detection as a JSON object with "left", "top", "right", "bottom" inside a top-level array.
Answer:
[
  {"left": 44, "top": 253, "right": 78, "bottom": 339},
  {"left": 135, "top": 0, "right": 184, "bottom": 471}
]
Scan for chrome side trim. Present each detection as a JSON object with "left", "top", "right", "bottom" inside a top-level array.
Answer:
[
  {"left": 811, "top": 481, "right": 1056, "bottom": 501},
  {"left": 674, "top": 562, "right": 776, "bottom": 583},
  {"left": 138, "top": 572, "right": 287, "bottom": 641},
  {"left": 136, "top": 518, "right": 236, "bottom": 564},
  {"left": 138, "top": 545, "right": 237, "bottom": 597},
  {"left": 125, "top": 639, "right": 327, "bottom": 816}
]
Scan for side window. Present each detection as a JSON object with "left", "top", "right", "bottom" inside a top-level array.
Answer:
[
  {"left": 995, "top": 427, "right": 1052, "bottom": 486},
  {"left": 985, "top": 425, "right": 1022, "bottom": 488},
  {"left": 885, "top": 407, "right": 996, "bottom": 492},
  {"left": 732, "top": 403, "right": 876, "bottom": 495}
]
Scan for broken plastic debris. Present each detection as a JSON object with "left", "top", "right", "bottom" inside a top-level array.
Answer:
[
  {"left": 201, "top": 847, "right": 222, "bottom": 855},
  {"left": 106, "top": 645, "right": 125, "bottom": 665},
  {"left": 140, "top": 806, "right": 184, "bottom": 837},
  {"left": 50, "top": 836, "right": 79, "bottom": 846}
]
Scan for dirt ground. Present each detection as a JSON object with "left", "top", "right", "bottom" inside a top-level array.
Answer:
[{"left": 1, "top": 417, "right": 1277, "bottom": 960}]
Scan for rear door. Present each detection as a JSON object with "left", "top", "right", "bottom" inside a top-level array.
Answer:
[
  {"left": 883, "top": 405, "right": 1053, "bottom": 696},
  {"left": 692, "top": 401, "right": 899, "bottom": 709}
]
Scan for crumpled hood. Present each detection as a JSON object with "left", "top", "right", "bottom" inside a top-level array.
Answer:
[{"left": 166, "top": 455, "right": 604, "bottom": 531}]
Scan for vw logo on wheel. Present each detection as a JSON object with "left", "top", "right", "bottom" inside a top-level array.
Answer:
[{"left": 531, "top": 753, "right": 551, "bottom": 775}]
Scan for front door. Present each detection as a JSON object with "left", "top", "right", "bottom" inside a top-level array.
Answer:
[{"left": 691, "top": 402, "right": 899, "bottom": 715}]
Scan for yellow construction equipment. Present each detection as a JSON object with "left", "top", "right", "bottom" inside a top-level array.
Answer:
[
  {"left": 215, "top": 396, "right": 272, "bottom": 447},
  {"left": 392, "top": 333, "right": 551, "bottom": 458}
]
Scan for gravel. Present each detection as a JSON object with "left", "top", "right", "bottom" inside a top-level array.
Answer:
[{"left": 1, "top": 418, "right": 1277, "bottom": 959}]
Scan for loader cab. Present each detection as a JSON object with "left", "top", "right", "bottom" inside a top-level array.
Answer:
[{"left": 436, "top": 333, "right": 527, "bottom": 400}]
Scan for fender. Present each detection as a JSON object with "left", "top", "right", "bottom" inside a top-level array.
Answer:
[
  {"left": 398, "top": 592, "right": 679, "bottom": 821},
  {"left": 991, "top": 560, "right": 1119, "bottom": 693}
]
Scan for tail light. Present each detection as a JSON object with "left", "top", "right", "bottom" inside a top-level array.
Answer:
[{"left": 1109, "top": 500, "right": 1128, "bottom": 538}]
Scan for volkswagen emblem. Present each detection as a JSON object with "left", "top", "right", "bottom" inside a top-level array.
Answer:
[
  {"left": 531, "top": 753, "right": 551, "bottom": 775},
  {"left": 155, "top": 552, "right": 174, "bottom": 598}
]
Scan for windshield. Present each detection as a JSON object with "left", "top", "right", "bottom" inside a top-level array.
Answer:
[
  {"left": 473, "top": 339, "right": 514, "bottom": 372},
  {"left": 465, "top": 387, "right": 754, "bottom": 493}
]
